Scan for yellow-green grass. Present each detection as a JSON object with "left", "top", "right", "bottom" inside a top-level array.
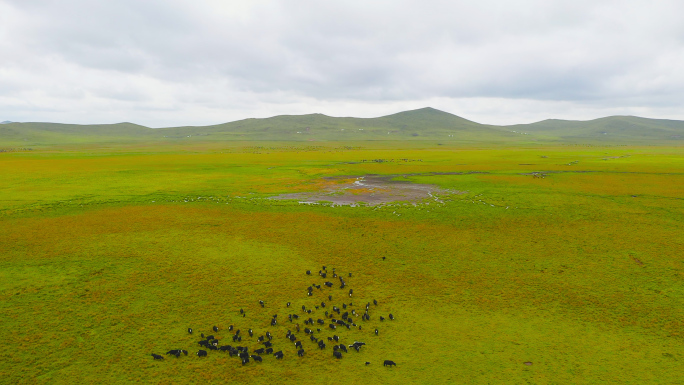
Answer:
[{"left": 0, "top": 142, "right": 682, "bottom": 384}]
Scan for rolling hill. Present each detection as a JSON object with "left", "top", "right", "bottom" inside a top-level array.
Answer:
[{"left": 1, "top": 107, "right": 683, "bottom": 146}]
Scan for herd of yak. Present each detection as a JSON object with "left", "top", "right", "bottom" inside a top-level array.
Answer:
[{"left": 151, "top": 266, "right": 398, "bottom": 368}]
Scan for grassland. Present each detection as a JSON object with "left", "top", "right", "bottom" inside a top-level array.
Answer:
[{"left": 0, "top": 141, "right": 682, "bottom": 384}]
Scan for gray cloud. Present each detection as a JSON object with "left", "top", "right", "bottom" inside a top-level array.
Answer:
[{"left": 1, "top": 0, "right": 683, "bottom": 126}]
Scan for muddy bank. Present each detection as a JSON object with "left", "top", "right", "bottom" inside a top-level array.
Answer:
[{"left": 270, "top": 175, "right": 464, "bottom": 206}]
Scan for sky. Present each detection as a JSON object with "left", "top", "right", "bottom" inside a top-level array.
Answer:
[{"left": 1, "top": 0, "right": 683, "bottom": 127}]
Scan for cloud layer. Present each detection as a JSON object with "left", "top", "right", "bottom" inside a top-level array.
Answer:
[{"left": 1, "top": 0, "right": 683, "bottom": 126}]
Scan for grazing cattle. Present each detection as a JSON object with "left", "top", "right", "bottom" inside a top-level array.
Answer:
[
  {"left": 213, "top": 326, "right": 219, "bottom": 332},
  {"left": 289, "top": 334, "right": 296, "bottom": 342},
  {"left": 384, "top": 360, "right": 397, "bottom": 367},
  {"left": 321, "top": 273, "right": 327, "bottom": 278},
  {"left": 365, "top": 362, "right": 370, "bottom": 365},
  {"left": 199, "top": 340, "right": 209, "bottom": 347},
  {"left": 197, "top": 350, "right": 207, "bottom": 357},
  {"left": 271, "top": 319, "right": 277, "bottom": 326},
  {"left": 254, "top": 348, "right": 265, "bottom": 354},
  {"left": 240, "top": 308, "right": 244, "bottom": 314},
  {"left": 373, "top": 299, "right": 378, "bottom": 306},
  {"left": 322, "top": 266, "right": 326, "bottom": 270},
  {"left": 306, "top": 270, "right": 311, "bottom": 275},
  {"left": 329, "top": 324, "right": 336, "bottom": 330},
  {"left": 229, "top": 325, "right": 234, "bottom": 331},
  {"left": 380, "top": 316, "right": 385, "bottom": 321},
  {"left": 152, "top": 354, "right": 164, "bottom": 360},
  {"left": 328, "top": 295, "right": 332, "bottom": 301},
  {"left": 333, "top": 351, "right": 342, "bottom": 359},
  {"left": 321, "top": 302, "right": 326, "bottom": 308},
  {"left": 249, "top": 329, "right": 253, "bottom": 337},
  {"left": 302, "top": 305, "right": 306, "bottom": 311},
  {"left": 264, "top": 341, "right": 272, "bottom": 348},
  {"left": 206, "top": 335, "right": 214, "bottom": 340},
  {"left": 265, "top": 348, "right": 273, "bottom": 354},
  {"left": 166, "top": 349, "right": 181, "bottom": 357},
  {"left": 389, "top": 314, "right": 394, "bottom": 320},
  {"left": 317, "top": 319, "right": 325, "bottom": 325},
  {"left": 295, "top": 341, "right": 302, "bottom": 348},
  {"left": 219, "top": 346, "right": 231, "bottom": 352},
  {"left": 260, "top": 300, "right": 264, "bottom": 307},
  {"left": 287, "top": 302, "right": 291, "bottom": 307},
  {"left": 318, "top": 343, "right": 326, "bottom": 350},
  {"left": 339, "top": 345, "right": 347, "bottom": 353},
  {"left": 328, "top": 337, "right": 333, "bottom": 341},
  {"left": 315, "top": 284, "right": 321, "bottom": 289},
  {"left": 382, "top": 257, "right": 386, "bottom": 261},
  {"left": 310, "top": 335, "right": 317, "bottom": 342},
  {"left": 274, "top": 351, "right": 284, "bottom": 359},
  {"left": 289, "top": 314, "right": 293, "bottom": 322},
  {"left": 201, "top": 333, "right": 205, "bottom": 338},
  {"left": 251, "top": 355, "right": 262, "bottom": 362},
  {"left": 266, "top": 332, "right": 272, "bottom": 340},
  {"left": 333, "top": 335, "right": 339, "bottom": 342},
  {"left": 293, "top": 314, "right": 299, "bottom": 319},
  {"left": 241, "top": 357, "right": 249, "bottom": 365},
  {"left": 297, "top": 349, "right": 305, "bottom": 357},
  {"left": 324, "top": 282, "right": 333, "bottom": 287},
  {"left": 232, "top": 335, "right": 238, "bottom": 342},
  {"left": 375, "top": 329, "right": 379, "bottom": 335},
  {"left": 208, "top": 345, "right": 218, "bottom": 350},
  {"left": 188, "top": 328, "right": 193, "bottom": 334},
  {"left": 296, "top": 325, "right": 300, "bottom": 332},
  {"left": 333, "top": 345, "right": 339, "bottom": 351},
  {"left": 349, "top": 273, "right": 352, "bottom": 277},
  {"left": 305, "top": 328, "right": 312, "bottom": 334},
  {"left": 258, "top": 336, "right": 264, "bottom": 342},
  {"left": 349, "top": 289, "right": 353, "bottom": 297},
  {"left": 349, "top": 341, "right": 366, "bottom": 349},
  {"left": 333, "top": 273, "right": 337, "bottom": 278}
]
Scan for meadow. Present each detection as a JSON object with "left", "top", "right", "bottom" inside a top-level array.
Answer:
[{"left": 0, "top": 141, "right": 682, "bottom": 384}]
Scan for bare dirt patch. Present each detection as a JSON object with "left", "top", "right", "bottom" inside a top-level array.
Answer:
[{"left": 270, "top": 175, "right": 464, "bottom": 206}]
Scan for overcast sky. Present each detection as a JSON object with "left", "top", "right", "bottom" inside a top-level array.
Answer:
[{"left": 1, "top": 0, "right": 683, "bottom": 127}]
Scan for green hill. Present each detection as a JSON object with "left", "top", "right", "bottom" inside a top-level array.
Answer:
[
  {"left": 2, "top": 108, "right": 684, "bottom": 146},
  {"left": 503, "top": 115, "right": 684, "bottom": 142},
  {"left": 158, "top": 107, "right": 517, "bottom": 142}
]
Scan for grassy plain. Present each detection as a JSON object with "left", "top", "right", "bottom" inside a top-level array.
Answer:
[{"left": 0, "top": 141, "right": 682, "bottom": 384}]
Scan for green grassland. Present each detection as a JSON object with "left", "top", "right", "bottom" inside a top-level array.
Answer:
[{"left": 0, "top": 141, "right": 683, "bottom": 384}]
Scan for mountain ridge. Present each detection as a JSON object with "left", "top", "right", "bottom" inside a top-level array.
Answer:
[{"left": 2, "top": 107, "right": 683, "bottom": 145}]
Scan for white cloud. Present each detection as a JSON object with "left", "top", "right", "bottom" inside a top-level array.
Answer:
[{"left": 1, "top": 0, "right": 683, "bottom": 126}]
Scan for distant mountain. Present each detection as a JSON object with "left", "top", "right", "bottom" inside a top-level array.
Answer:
[
  {"left": 503, "top": 115, "right": 684, "bottom": 142},
  {"left": 157, "top": 107, "right": 516, "bottom": 142},
  {"left": 1, "top": 121, "right": 13, "bottom": 124},
  {"left": 1, "top": 108, "right": 683, "bottom": 145}
]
